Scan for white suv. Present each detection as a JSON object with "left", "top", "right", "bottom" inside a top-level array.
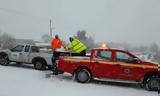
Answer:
[{"left": 0, "top": 44, "right": 53, "bottom": 70}]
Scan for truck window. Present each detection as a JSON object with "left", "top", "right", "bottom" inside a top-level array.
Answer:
[
  {"left": 11, "top": 45, "right": 24, "bottom": 52},
  {"left": 24, "top": 45, "right": 30, "bottom": 52},
  {"left": 116, "top": 52, "right": 134, "bottom": 62},
  {"left": 95, "top": 50, "right": 112, "bottom": 60},
  {"left": 31, "top": 46, "right": 39, "bottom": 53}
]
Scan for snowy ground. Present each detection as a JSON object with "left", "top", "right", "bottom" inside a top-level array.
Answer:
[{"left": 0, "top": 64, "right": 159, "bottom": 96}]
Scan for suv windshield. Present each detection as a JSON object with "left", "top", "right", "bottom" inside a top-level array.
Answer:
[{"left": 11, "top": 45, "right": 24, "bottom": 52}]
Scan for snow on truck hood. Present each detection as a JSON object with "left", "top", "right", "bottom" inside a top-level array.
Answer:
[{"left": 142, "top": 60, "right": 159, "bottom": 65}]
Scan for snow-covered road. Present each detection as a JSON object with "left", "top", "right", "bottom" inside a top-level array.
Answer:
[{"left": 0, "top": 65, "right": 158, "bottom": 96}]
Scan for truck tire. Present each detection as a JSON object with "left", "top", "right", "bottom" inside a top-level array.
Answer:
[
  {"left": 0, "top": 55, "right": 9, "bottom": 66},
  {"left": 75, "top": 69, "right": 91, "bottom": 83},
  {"left": 144, "top": 76, "right": 159, "bottom": 91},
  {"left": 34, "top": 60, "right": 46, "bottom": 70}
]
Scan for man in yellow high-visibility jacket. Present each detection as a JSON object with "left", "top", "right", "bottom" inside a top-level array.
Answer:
[{"left": 66, "top": 37, "right": 87, "bottom": 56}]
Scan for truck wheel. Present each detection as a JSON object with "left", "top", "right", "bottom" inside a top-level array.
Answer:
[
  {"left": 0, "top": 55, "right": 9, "bottom": 66},
  {"left": 48, "top": 65, "right": 53, "bottom": 70},
  {"left": 75, "top": 69, "right": 91, "bottom": 83},
  {"left": 34, "top": 60, "right": 46, "bottom": 70},
  {"left": 144, "top": 76, "right": 159, "bottom": 91}
]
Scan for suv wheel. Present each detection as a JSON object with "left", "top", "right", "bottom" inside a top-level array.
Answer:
[
  {"left": 144, "top": 76, "right": 159, "bottom": 91},
  {"left": 75, "top": 69, "right": 91, "bottom": 83},
  {"left": 34, "top": 60, "right": 46, "bottom": 70},
  {"left": 0, "top": 55, "right": 9, "bottom": 66}
]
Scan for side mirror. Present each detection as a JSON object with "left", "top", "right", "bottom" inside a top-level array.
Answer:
[{"left": 133, "top": 58, "right": 140, "bottom": 64}]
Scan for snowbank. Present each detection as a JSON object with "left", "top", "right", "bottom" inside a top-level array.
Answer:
[{"left": 0, "top": 65, "right": 158, "bottom": 96}]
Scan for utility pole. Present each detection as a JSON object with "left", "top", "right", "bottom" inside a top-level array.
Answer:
[{"left": 50, "top": 19, "right": 52, "bottom": 38}]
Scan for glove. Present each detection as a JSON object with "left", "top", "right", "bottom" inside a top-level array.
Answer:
[{"left": 64, "top": 46, "right": 67, "bottom": 51}]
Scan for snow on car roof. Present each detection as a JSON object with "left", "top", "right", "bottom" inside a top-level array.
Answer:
[{"left": 35, "top": 43, "right": 50, "bottom": 46}]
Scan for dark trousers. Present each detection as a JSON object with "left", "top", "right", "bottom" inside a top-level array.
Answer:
[{"left": 52, "top": 51, "right": 71, "bottom": 65}]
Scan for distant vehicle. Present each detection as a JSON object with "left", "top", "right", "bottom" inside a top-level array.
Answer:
[
  {"left": 56, "top": 48, "right": 160, "bottom": 91},
  {"left": 0, "top": 44, "right": 53, "bottom": 70},
  {"left": 135, "top": 52, "right": 159, "bottom": 64}
]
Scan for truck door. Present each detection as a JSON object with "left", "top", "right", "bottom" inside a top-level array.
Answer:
[
  {"left": 114, "top": 51, "right": 143, "bottom": 81},
  {"left": 20, "top": 45, "right": 31, "bottom": 63},
  {"left": 92, "top": 50, "right": 116, "bottom": 79},
  {"left": 28, "top": 46, "right": 40, "bottom": 62},
  {"left": 10, "top": 45, "right": 25, "bottom": 62}
]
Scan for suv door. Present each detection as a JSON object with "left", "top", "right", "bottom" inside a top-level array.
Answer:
[
  {"left": 20, "top": 45, "right": 31, "bottom": 63},
  {"left": 92, "top": 50, "right": 116, "bottom": 79},
  {"left": 28, "top": 46, "right": 39, "bottom": 62},
  {"left": 115, "top": 51, "right": 144, "bottom": 81},
  {"left": 10, "top": 45, "right": 25, "bottom": 62}
]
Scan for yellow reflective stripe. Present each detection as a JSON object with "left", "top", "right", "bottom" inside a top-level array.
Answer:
[
  {"left": 73, "top": 43, "right": 83, "bottom": 50},
  {"left": 117, "top": 63, "right": 157, "bottom": 69},
  {"left": 72, "top": 40, "right": 86, "bottom": 53},
  {"left": 98, "top": 61, "right": 157, "bottom": 69},
  {"left": 71, "top": 40, "right": 80, "bottom": 48},
  {"left": 63, "top": 58, "right": 90, "bottom": 62},
  {"left": 63, "top": 58, "right": 157, "bottom": 69},
  {"left": 74, "top": 46, "right": 86, "bottom": 53}
]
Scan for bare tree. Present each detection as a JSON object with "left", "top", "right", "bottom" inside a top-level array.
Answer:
[
  {"left": 41, "top": 34, "right": 52, "bottom": 43},
  {"left": 75, "top": 30, "right": 87, "bottom": 40},
  {"left": 74, "top": 30, "right": 97, "bottom": 52},
  {"left": 149, "top": 43, "right": 159, "bottom": 55},
  {"left": 149, "top": 43, "right": 160, "bottom": 63},
  {"left": 0, "top": 33, "right": 16, "bottom": 49}
]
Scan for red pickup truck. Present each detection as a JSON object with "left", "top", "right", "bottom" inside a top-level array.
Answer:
[{"left": 56, "top": 48, "right": 160, "bottom": 91}]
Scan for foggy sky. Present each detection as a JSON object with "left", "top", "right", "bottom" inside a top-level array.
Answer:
[{"left": 0, "top": 0, "right": 160, "bottom": 46}]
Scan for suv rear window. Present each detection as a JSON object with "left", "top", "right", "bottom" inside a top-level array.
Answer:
[{"left": 31, "top": 46, "right": 39, "bottom": 53}]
